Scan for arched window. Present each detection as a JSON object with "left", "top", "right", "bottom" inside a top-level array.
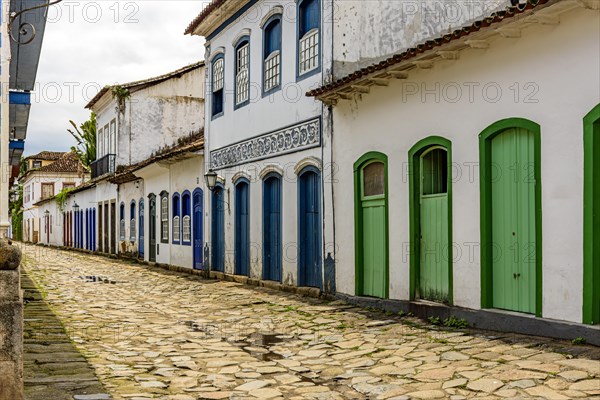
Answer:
[
  {"left": 119, "top": 202, "right": 125, "bottom": 240},
  {"left": 130, "top": 201, "right": 136, "bottom": 241},
  {"left": 172, "top": 193, "right": 181, "bottom": 244},
  {"left": 182, "top": 191, "right": 191, "bottom": 245},
  {"left": 212, "top": 56, "right": 225, "bottom": 117},
  {"left": 263, "top": 15, "right": 282, "bottom": 93},
  {"left": 298, "top": 0, "right": 320, "bottom": 76},
  {"left": 235, "top": 38, "right": 250, "bottom": 106},
  {"left": 160, "top": 191, "right": 169, "bottom": 243}
]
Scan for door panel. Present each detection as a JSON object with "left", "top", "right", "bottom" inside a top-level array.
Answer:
[
  {"left": 110, "top": 202, "right": 116, "bottom": 254},
  {"left": 420, "top": 195, "right": 449, "bottom": 301},
  {"left": 299, "top": 170, "right": 322, "bottom": 288},
  {"left": 193, "top": 190, "right": 203, "bottom": 270},
  {"left": 149, "top": 196, "right": 156, "bottom": 262},
  {"left": 361, "top": 198, "right": 386, "bottom": 297},
  {"left": 139, "top": 200, "right": 145, "bottom": 258},
  {"left": 418, "top": 147, "right": 449, "bottom": 302},
  {"left": 491, "top": 128, "right": 536, "bottom": 314},
  {"left": 212, "top": 188, "right": 225, "bottom": 272},
  {"left": 263, "top": 176, "right": 282, "bottom": 282},
  {"left": 235, "top": 182, "right": 250, "bottom": 276}
]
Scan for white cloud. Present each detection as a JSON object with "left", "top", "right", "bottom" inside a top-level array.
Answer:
[{"left": 26, "top": 0, "right": 207, "bottom": 155}]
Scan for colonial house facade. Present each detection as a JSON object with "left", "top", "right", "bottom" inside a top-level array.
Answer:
[
  {"left": 37, "top": 62, "right": 208, "bottom": 271},
  {"left": 21, "top": 151, "right": 88, "bottom": 243},
  {"left": 307, "top": 0, "right": 600, "bottom": 330},
  {"left": 186, "top": 0, "right": 336, "bottom": 290}
]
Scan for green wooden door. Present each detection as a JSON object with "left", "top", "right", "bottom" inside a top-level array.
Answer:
[
  {"left": 360, "top": 161, "right": 387, "bottom": 298},
  {"left": 491, "top": 128, "right": 537, "bottom": 314},
  {"left": 419, "top": 148, "right": 449, "bottom": 302}
]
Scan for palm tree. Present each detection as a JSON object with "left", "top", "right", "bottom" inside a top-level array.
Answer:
[{"left": 68, "top": 112, "right": 97, "bottom": 170}]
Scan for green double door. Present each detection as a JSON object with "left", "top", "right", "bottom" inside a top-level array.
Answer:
[
  {"left": 490, "top": 128, "right": 537, "bottom": 314},
  {"left": 359, "top": 161, "right": 387, "bottom": 298},
  {"left": 418, "top": 148, "right": 450, "bottom": 302}
]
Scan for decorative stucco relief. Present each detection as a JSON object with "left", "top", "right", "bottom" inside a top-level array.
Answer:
[{"left": 210, "top": 117, "right": 321, "bottom": 169}]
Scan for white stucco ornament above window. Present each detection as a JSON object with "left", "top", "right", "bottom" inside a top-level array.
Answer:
[{"left": 210, "top": 117, "right": 321, "bottom": 170}]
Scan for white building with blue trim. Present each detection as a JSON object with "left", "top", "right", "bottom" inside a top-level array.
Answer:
[{"left": 186, "top": 0, "right": 336, "bottom": 291}]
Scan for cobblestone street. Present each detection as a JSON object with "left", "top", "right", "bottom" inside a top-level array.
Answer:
[{"left": 20, "top": 244, "right": 600, "bottom": 400}]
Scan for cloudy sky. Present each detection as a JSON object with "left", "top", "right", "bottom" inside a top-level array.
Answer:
[{"left": 26, "top": 0, "right": 207, "bottom": 156}]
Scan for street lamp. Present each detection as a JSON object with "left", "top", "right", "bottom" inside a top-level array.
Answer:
[
  {"left": 73, "top": 202, "right": 79, "bottom": 213},
  {"left": 44, "top": 210, "right": 49, "bottom": 217},
  {"left": 204, "top": 169, "right": 218, "bottom": 191}
]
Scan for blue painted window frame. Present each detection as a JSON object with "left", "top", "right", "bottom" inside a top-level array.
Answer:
[
  {"left": 262, "top": 14, "right": 283, "bottom": 96},
  {"left": 296, "top": 0, "right": 321, "bottom": 80},
  {"left": 234, "top": 36, "right": 251, "bottom": 109},
  {"left": 172, "top": 193, "right": 181, "bottom": 245},
  {"left": 182, "top": 190, "right": 192, "bottom": 246},
  {"left": 211, "top": 54, "right": 225, "bottom": 119}
]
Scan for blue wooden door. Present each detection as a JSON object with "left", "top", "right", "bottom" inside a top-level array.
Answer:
[
  {"left": 212, "top": 187, "right": 225, "bottom": 272},
  {"left": 139, "top": 199, "right": 145, "bottom": 258},
  {"left": 263, "top": 175, "right": 282, "bottom": 282},
  {"left": 193, "top": 189, "right": 204, "bottom": 270},
  {"left": 298, "top": 169, "right": 322, "bottom": 288},
  {"left": 149, "top": 195, "right": 156, "bottom": 262},
  {"left": 235, "top": 181, "right": 250, "bottom": 276}
]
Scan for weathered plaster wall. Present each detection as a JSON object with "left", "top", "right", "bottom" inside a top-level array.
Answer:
[
  {"left": 331, "top": 7, "right": 599, "bottom": 323},
  {"left": 121, "top": 68, "right": 205, "bottom": 167},
  {"left": 0, "top": 241, "right": 23, "bottom": 400},
  {"left": 332, "top": 0, "right": 507, "bottom": 77}
]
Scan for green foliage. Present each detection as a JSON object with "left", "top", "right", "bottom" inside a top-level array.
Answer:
[
  {"left": 9, "top": 184, "right": 23, "bottom": 241},
  {"left": 111, "top": 85, "right": 130, "bottom": 114},
  {"left": 55, "top": 187, "right": 73, "bottom": 212},
  {"left": 428, "top": 316, "right": 442, "bottom": 326},
  {"left": 443, "top": 316, "right": 469, "bottom": 329},
  {"left": 68, "top": 112, "right": 97, "bottom": 170},
  {"left": 571, "top": 337, "right": 586, "bottom": 345},
  {"left": 19, "top": 156, "right": 28, "bottom": 177}
]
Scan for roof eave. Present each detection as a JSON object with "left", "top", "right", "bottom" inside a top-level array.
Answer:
[{"left": 308, "top": 0, "right": 585, "bottom": 104}]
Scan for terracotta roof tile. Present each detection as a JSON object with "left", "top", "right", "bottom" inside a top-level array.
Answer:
[
  {"left": 26, "top": 151, "right": 66, "bottom": 161},
  {"left": 307, "top": 0, "right": 553, "bottom": 98},
  {"left": 36, "top": 152, "right": 84, "bottom": 174},
  {"left": 184, "top": 0, "right": 229, "bottom": 35}
]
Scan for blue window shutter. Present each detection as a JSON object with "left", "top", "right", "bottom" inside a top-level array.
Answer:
[
  {"left": 265, "top": 18, "right": 282, "bottom": 57},
  {"left": 300, "top": 0, "right": 319, "bottom": 36}
]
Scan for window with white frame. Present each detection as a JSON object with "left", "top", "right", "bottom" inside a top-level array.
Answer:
[
  {"left": 130, "top": 202, "right": 136, "bottom": 241},
  {"left": 263, "top": 16, "right": 282, "bottom": 92},
  {"left": 298, "top": 0, "right": 320, "bottom": 75},
  {"left": 182, "top": 193, "right": 191, "bottom": 244},
  {"left": 97, "top": 128, "right": 103, "bottom": 158},
  {"left": 212, "top": 57, "right": 224, "bottom": 116},
  {"left": 172, "top": 194, "right": 181, "bottom": 244},
  {"left": 183, "top": 216, "right": 191, "bottom": 242},
  {"left": 161, "top": 194, "right": 169, "bottom": 243},
  {"left": 235, "top": 41, "right": 250, "bottom": 105},
  {"left": 103, "top": 124, "right": 109, "bottom": 156},
  {"left": 120, "top": 203, "right": 125, "bottom": 240}
]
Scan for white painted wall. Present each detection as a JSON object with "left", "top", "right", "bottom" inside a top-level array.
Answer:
[
  {"left": 136, "top": 154, "right": 206, "bottom": 268},
  {"left": 202, "top": 0, "right": 335, "bottom": 286},
  {"left": 331, "top": 6, "right": 600, "bottom": 323}
]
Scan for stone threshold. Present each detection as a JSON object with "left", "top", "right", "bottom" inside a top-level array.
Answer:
[{"left": 29, "top": 242, "right": 600, "bottom": 347}]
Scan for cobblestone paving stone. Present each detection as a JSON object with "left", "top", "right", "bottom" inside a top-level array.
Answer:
[
  {"left": 20, "top": 244, "right": 600, "bottom": 400},
  {"left": 22, "top": 269, "right": 109, "bottom": 400}
]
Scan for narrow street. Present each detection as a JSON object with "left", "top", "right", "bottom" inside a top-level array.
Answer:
[{"left": 20, "top": 244, "right": 600, "bottom": 400}]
